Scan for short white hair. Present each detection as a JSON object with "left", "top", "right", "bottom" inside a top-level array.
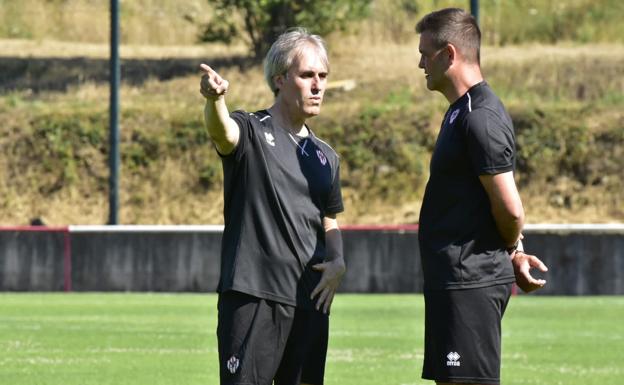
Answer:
[{"left": 263, "top": 27, "right": 329, "bottom": 96}]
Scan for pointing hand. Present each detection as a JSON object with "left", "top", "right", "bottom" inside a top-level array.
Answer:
[{"left": 199, "top": 63, "right": 229, "bottom": 100}]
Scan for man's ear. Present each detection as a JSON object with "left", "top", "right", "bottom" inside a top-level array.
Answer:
[
  {"left": 446, "top": 43, "right": 458, "bottom": 65},
  {"left": 274, "top": 74, "right": 285, "bottom": 89}
]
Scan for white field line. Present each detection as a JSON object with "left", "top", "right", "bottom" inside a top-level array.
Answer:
[{"left": 67, "top": 224, "right": 624, "bottom": 233}]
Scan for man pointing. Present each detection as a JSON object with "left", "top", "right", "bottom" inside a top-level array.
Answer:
[{"left": 200, "top": 27, "right": 345, "bottom": 385}]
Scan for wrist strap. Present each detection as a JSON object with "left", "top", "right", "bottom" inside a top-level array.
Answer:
[{"left": 507, "top": 239, "right": 524, "bottom": 253}]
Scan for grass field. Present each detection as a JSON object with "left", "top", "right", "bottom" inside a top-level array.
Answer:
[{"left": 0, "top": 293, "right": 622, "bottom": 384}]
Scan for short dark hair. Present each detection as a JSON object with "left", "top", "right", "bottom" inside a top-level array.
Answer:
[{"left": 415, "top": 8, "right": 481, "bottom": 64}]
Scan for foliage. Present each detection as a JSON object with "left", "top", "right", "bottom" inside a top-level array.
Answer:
[
  {"left": 513, "top": 107, "right": 592, "bottom": 184},
  {"left": 484, "top": 0, "right": 624, "bottom": 45},
  {"left": 1, "top": 0, "right": 624, "bottom": 224},
  {"left": 17, "top": 112, "right": 108, "bottom": 194},
  {"left": 318, "top": 88, "right": 434, "bottom": 202},
  {"left": 1, "top": 0, "right": 624, "bottom": 46},
  {"left": 200, "top": 0, "right": 372, "bottom": 59},
  {"left": 504, "top": 104, "right": 623, "bottom": 212}
]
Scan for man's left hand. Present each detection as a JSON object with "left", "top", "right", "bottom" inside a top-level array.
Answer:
[
  {"left": 311, "top": 258, "right": 346, "bottom": 314},
  {"left": 512, "top": 251, "right": 548, "bottom": 293}
]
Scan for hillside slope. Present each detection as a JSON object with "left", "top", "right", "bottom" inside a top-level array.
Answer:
[{"left": 1, "top": 40, "right": 622, "bottom": 225}]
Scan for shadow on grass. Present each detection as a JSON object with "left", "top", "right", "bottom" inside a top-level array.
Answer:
[{"left": 0, "top": 55, "right": 255, "bottom": 93}]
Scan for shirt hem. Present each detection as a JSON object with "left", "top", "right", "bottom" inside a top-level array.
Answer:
[
  {"left": 479, "top": 164, "right": 513, "bottom": 175},
  {"left": 325, "top": 206, "right": 344, "bottom": 215},
  {"left": 424, "top": 276, "right": 515, "bottom": 292},
  {"left": 218, "top": 285, "right": 299, "bottom": 307}
]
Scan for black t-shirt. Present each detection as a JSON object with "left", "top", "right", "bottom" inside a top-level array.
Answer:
[
  {"left": 418, "top": 81, "right": 516, "bottom": 291},
  {"left": 218, "top": 109, "right": 344, "bottom": 308}
]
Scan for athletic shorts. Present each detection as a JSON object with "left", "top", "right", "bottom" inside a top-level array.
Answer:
[
  {"left": 217, "top": 290, "right": 329, "bottom": 385},
  {"left": 422, "top": 283, "right": 512, "bottom": 384}
]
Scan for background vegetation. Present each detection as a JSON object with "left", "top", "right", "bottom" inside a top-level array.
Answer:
[
  {"left": 199, "top": 0, "right": 372, "bottom": 60},
  {"left": 0, "top": 0, "right": 622, "bottom": 225}
]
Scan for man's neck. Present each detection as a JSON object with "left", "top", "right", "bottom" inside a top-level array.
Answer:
[
  {"left": 443, "top": 64, "right": 484, "bottom": 104},
  {"left": 268, "top": 104, "right": 308, "bottom": 136}
]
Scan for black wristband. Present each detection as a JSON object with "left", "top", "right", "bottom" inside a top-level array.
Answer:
[{"left": 506, "top": 240, "right": 519, "bottom": 254}]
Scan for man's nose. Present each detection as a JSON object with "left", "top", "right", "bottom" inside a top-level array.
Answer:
[{"left": 312, "top": 75, "right": 323, "bottom": 92}]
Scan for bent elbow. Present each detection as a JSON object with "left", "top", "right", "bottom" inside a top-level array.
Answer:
[
  {"left": 509, "top": 206, "right": 525, "bottom": 229},
  {"left": 492, "top": 203, "right": 525, "bottom": 230}
]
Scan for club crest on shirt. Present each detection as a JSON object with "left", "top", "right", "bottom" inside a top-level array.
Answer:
[
  {"left": 264, "top": 132, "right": 275, "bottom": 146},
  {"left": 449, "top": 109, "right": 460, "bottom": 124},
  {"left": 316, "top": 149, "right": 327, "bottom": 165}
]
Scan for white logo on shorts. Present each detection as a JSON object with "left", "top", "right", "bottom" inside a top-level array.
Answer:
[
  {"left": 227, "top": 355, "right": 240, "bottom": 374},
  {"left": 446, "top": 351, "right": 461, "bottom": 367}
]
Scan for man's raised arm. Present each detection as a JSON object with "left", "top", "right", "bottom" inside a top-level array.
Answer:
[{"left": 199, "top": 63, "right": 239, "bottom": 155}]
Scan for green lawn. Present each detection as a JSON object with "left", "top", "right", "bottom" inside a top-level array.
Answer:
[{"left": 0, "top": 293, "right": 622, "bottom": 385}]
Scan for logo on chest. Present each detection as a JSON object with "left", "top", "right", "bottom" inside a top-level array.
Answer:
[
  {"left": 316, "top": 149, "right": 327, "bottom": 166},
  {"left": 449, "top": 109, "right": 460, "bottom": 124},
  {"left": 264, "top": 132, "right": 275, "bottom": 146}
]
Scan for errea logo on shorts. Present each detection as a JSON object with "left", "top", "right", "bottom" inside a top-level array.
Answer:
[{"left": 446, "top": 351, "right": 461, "bottom": 367}]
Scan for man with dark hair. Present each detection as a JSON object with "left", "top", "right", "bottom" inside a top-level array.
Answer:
[
  {"left": 199, "top": 28, "right": 345, "bottom": 385},
  {"left": 415, "top": 8, "right": 548, "bottom": 385}
]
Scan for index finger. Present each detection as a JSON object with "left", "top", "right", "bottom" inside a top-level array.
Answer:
[
  {"left": 199, "top": 63, "right": 217, "bottom": 76},
  {"left": 311, "top": 277, "right": 327, "bottom": 299},
  {"left": 529, "top": 255, "right": 548, "bottom": 271}
]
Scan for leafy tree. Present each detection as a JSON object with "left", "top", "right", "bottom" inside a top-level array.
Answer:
[{"left": 200, "top": 0, "right": 372, "bottom": 60}]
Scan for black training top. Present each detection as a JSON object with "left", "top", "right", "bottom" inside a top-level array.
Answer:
[
  {"left": 217, "top": 109, "right": 344, "bottom": 308},
  {"left": 418, "top": 81, "right": 516, "bottom": 291}
]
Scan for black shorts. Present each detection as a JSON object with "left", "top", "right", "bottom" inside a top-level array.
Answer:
[
  {"left": 217, "top": 290, "right": 329, "bottom": 385},
  {"left": 422, "top": 283, "right": 512, "bottom": 384}
]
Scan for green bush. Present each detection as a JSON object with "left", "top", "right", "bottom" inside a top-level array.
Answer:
[
  {"left": 318, "top": 91, "right": 435, "bottom": 201},
  {"left": 481, "top": 0, "right": 624, "bottom": 45},
  {"left": 22, "top": 112, "right": 107, "bottom": 193},
  {"left": 513, "top": 106, "right": 594, "bottom": 185}
]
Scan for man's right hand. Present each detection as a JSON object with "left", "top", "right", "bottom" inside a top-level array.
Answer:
[
  {"left": 199, "top": 63, "right": 239, "bottom": 155},
  {"left": 200, "top": 64, "right": 229, "bottom": 100},
  {"left": 511, "top": 251, "right": 548, "bottom": 293}
]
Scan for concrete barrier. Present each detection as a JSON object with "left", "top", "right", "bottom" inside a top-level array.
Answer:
[
  {"left": 70, "top": 228, "right": 222, "bottom": 292},
  {"left": 340, "top": 226, "right": 422, "bottom": 292},
  {"left": 0, "top": 228, "right": 68, "bottom": 291},
  {"left": 0, "top": 224, "right": 622, "bottom": 295},
  {"left": 522, "top": 225, "right": 624, "bottom": 295}
]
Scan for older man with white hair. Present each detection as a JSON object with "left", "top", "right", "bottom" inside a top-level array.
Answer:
[{"left": 200, "top": 27, "right": 345, "bottom": 385}]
